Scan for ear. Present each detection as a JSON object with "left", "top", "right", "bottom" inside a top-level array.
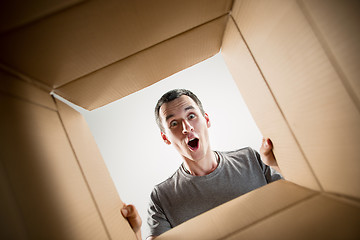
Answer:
[
  {"left": 161, "top": 132, "right": 171, "bottom": 145},
  {"left": 204, "top": 113, "right": 211, "bottom": 128}
]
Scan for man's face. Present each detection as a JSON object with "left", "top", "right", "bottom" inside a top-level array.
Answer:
[{"left": 159, "top": 95, "right": 211, "bottom": 162}]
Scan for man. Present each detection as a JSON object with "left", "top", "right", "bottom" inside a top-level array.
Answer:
[{"left": 122, "top": 89, "right": 282, "bottom": 240}]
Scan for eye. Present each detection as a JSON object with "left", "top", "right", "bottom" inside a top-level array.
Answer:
[
  {"left": 169, "top": 120, "right": 178, "bottom": 128},
  {"left": 188, "top": 113, "right": 196, "bottom": 120}
]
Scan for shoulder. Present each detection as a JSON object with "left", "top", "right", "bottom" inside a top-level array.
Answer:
[
  {"left": 219, "top": 147, "right": 259, "bottom": 161},
  {"left": 218, "top": 147, "right": 263, "bottom": 170},
  {"left": 151, "top": 168, "right": 182, "bottom": 197}
]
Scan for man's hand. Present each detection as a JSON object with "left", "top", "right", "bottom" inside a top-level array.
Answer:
[
  {"left": 260, "top": 138, "right": 281, "bottom": 174},
  {"left": 121, "top": 204, "right": 142, "bottom": 240}
]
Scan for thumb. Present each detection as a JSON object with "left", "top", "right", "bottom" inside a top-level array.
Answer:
[
  {"left": 121, "top": 207, "right": 128, "bottom": 217},
  {"left": 264, "top": 138, "right": 272, "bottom": 148},
  {"left": 261, "top": 138, "right": 273, "bottom": 154}
]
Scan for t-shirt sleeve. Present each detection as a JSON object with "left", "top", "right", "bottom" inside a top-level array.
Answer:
[
  {"left": 254, "top": 149, "right": 283, "bottom": 183},
  {"left": 146, "top": 187, "right": 172, "bottom": 238}
]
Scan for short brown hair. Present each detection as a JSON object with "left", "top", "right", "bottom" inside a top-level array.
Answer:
[{"left": 155, "top": 89, "right": 205, "bottom": 132}]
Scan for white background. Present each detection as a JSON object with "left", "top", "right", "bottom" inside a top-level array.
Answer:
[{"left": 58, "top": 53, "right": 263, "bottom": 238}]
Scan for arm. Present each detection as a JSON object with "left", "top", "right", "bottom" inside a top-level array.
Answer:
[
  {"left": 259, "top": 138, "right": 282, "bottom": 174},
  {"left": 121, "top": 204, "right": 142, "bottom": 240}
]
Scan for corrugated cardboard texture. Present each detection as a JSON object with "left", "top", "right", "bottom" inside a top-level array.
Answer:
[
  {"left": 0, "top": 158, "right": 27, "bottom": 239},
  {"left": 157, "top": 180, "right": 317, "bottom": 240},
  {"left": 55, "top": 98, "right": 136, "bottom": 239},
  {"left": 226, "top": 194, "right": 360, "bottom": 240},
  {"left": 54, "top": 15, "right": 228, "bottom": 110},
  {"left": 0, "top": 76, "right": 121, "bottom": 239},
  {"left": 1, "top": 0, "right": 360, "bottom": 239},
  {"left": 230, "top": 0, "right": 360, "bottom": 199},
  {"left": 0, "top": 70, "right": 56, "bottom": 111},
  {"left": 0, "top": 0, "right": 232, "bottom": 89},
  {"left": 300, "top": 0, "right": 360, "bottom": 108},
  {"left": 0, "top": 0, "right": 85, "bottom": 33},
  {"left": 158, "top": 181, "right": 360, "bottom": 240},
  {"left": 221, "top": 18, "right": 321, "bottom": 192}
]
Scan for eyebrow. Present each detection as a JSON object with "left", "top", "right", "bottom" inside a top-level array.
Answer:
[
  {"left": 165, "top": 105, "right": 195, "bottom": 121},
  {"left": 185, "top": 106, "right": 195, "bottom": 111}
]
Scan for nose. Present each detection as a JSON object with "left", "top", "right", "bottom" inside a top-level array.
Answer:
[{"left": 182, "top": 120, "right": 194, "bottom": 134}]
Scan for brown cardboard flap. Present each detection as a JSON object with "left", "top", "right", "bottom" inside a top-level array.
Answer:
[
  {"left": 301, "top": 0, "right": 360, "bottom": 107},
  {"left": 157, "top": 180, "right": 317, "bottom": 240},
  {"left": 0, "top": 0, "right": 231, "bottom": 88},
  {"left": 231, "top": 0, "right": 360, "bottom": 199},
  {"left": 0, "top": 70, "right": 56, "bottom": 111},
  {"left": 55, "top": 15, "right": 227, "bottom": 110},
  {"left": 0, "top": 158, "right": 27, "bottom": 239},
  {"left": 227, "top": 194, "right": 360, "bottom": 240},
  {"left": 55, "top": 98, "right": 136, "bottom": 240},
  {"left": 0, "top": 0, "right": 85, "bottom": 33},
  {"left": 0, "top": 89, "right": 108, "bottom": 239},
  {"left": 221, "top": 18, "right": 321, "bottom": 191}
]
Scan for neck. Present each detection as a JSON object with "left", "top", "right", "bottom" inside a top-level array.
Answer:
[{"left": 183, "top": 151, "right": 219, "bottom": 176}]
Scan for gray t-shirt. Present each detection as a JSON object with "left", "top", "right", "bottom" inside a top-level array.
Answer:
[{"left": 147, "top": 147, "right": 282, "bottom": 237}]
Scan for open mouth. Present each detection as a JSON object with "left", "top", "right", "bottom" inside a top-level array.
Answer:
[{"left": 187, "top": 138, "right": 199, "bottom": 151}]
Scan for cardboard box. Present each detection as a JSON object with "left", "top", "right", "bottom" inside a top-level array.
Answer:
[
  {"left": 1, "top": 0, "right": 359, "bottom": 239},
  {"left": 158, "top": 180, "right": 360, "bottom": 240}
]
